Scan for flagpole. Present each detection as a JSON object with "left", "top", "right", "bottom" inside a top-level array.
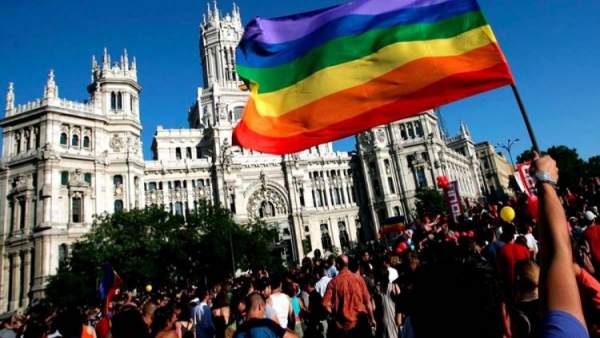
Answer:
[{"left": 510, "top": 84, "right": 540, "bottom": 153}]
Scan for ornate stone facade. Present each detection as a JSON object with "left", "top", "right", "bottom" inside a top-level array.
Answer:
[
  {"left": 145, "top": 2, "right": 364, "bottom": 267},
  {"left": 0, "top": 3, "right": 491, "bottom": 313},
  {"left": 476, "top": 141, "right": 514, "bottom": 200},
  {"left": 0, "top": 50, "right": 144, "bottom": 312},
  {"left": 357, "top": 112, "right": 485, "bottom": 227}
]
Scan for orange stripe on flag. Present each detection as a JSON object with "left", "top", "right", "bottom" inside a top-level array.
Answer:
[{"left": 242, "top": 43, "right": 508, "bottom": 138}]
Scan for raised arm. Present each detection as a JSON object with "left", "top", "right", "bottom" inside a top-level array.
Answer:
[{"left": 535, "top": 153, "right": 586, "bottom": 327}]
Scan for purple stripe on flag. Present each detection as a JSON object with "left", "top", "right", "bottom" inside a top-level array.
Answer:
[{"left": 246, "top": 0, "right": 453, "bottom": 44}]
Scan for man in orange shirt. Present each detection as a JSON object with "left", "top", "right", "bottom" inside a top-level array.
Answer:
[{"left": 322, "top": 255, "right": 375, "bottom": 338}]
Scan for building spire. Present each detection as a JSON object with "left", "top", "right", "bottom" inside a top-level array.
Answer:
[
  {"left": 131, "top": 56, "right": 137, "bottom": 71},
  {"left": 123, "top": 48, "right": 129, "bottom": 70},
  {"left": 91, "top": 55, "right": 98, "bottom": 82},
  {"left": 44, "top": 69, "right": 58, "bottom": 99},
  {"left": 207, "top": 2, "right": 213, "bottom": 20},
  {"left": 103, "top": 47, "right": 109, "bottom": 70},
  {"left": 459, "top": 121, "right": 470, "bottom": 138},
  {"left": 5, "top": 82, "right": 15, "bottom": 112},
  {"left": 213, "top": 0, "right": 220, "bottom": 22},
  {"left": 232, "top": 1, "right": 241, "bottom": 24}
]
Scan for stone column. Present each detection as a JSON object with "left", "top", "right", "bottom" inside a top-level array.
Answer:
[
  {"left": 24, "top": 193, "right": 33, "bottom": 233},
  {"left": 345, "top": 215, "right": 356, "bottom": 243},
  {"left": 377, "top": 157, "right": 393, "bottom": 196},
  {"left": 41, "top": 164, "right": 53, "bottom": 225},
  {"left": 391, "top": 148, "right": 411, "bottom": 222},
  {"left": 358, "top": 153, "right": 380, "bottom": 239},
  {"left": 9, "top": 253, "right": 20, "bottom": 311},
  {"left": 30, "top": 237, "right": 44, "bottom": 299},
  {"left": 1, "top": 255, "right": 10, "bottom": 312},
  {"left": 9, "top": 198, "right": 17, "bottom": 234},
  {"left": 330, "top": 218, "right": 341, "bottom": 250},
  {"left": 216, "top": 46, "right": 224, "bottom": 85},
  {"left": 322, "top": 177, "right": 331, "bottom": 209},
  {"left": 22, "top": 251, "right": 31, "bottom": 302}
]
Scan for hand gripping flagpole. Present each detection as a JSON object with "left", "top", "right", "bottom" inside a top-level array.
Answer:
[{"left": 510, "top": 84, "right": 540, "bottom": 153}]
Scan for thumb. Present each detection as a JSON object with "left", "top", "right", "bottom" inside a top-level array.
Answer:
[{"left": 532, "top": 150, "right": 540, "bottom": 160}]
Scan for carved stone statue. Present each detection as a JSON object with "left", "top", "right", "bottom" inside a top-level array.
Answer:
[
  {"left": 69, "top": 169, "right": 85, "bottom": 187},
  {"left": 40, "top": 142, "right": 59, "bottom": 160},
  {"left": 221, "top": 139, "right": 233, "bottom": 171},
  {"left": 110, "top": 134, "right": 124, "bottom": 152}
]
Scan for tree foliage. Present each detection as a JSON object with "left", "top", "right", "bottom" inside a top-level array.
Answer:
[
  {"left": 516, "top": 145, "right": 587, "bottom": 188},
  {"left": 586, "top": 156, "right": 600, "bottom": 177},
  {"left": 46, "top": 201, "right": 281, "bottom": 307},
  {"left": 414, "top": 188, "right": 446, "bottom": 219}
]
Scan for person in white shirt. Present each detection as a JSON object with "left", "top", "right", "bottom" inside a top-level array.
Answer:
[
  {"left": 315, "top": 268, "right": 332, "bottom": 297},
  {"left": 384, "top": 257, "right": 399, "bottom": 283},
  {"left": 267, "top": 275, "right": 293, "bottom": 329}
]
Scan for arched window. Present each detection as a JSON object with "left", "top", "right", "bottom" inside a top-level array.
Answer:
[
  {"left": 14, "top": 132, "right": 21, "bottom": 154},
  {"left": 61, "top": 171, "right": 69, "bottom": 186},
  {"left": 113, "top": 175, "right": 123, "bottom": 187},
  {"left": 83, "top": 136, "right": 90, "bottom": 148},
  {"left": 400, "top": 125, "right": 408, "bottom": 140},
  {"left": 58, "top": 244, "right": 69, "bottom": 264},
  {"left": 72, "top": 196, "right": 82, "bottom": 223},
  {"left": 60, "top": 132, "right": 68, "bottom": 146},
  {"left": 110, "top": 92, "right": 117, "bottom": 110},
  {"left": 71, "top": 134, "right": 79, "bottom": 147},
  {"left": 175, "top": 202, "right": 184, "bottom": 216},
  {"left": 25, "top": 130, "right": 31, "bottom": 151},
  {"left": 407, "top": 123, "right": 415, "bottom": 138},
  {"left": 117, "top": 92, "right": 123, "bottom": 109},
  {"left": 320, "top": 224, "right": 332, "bottom": 251},
  {"left": 415, "top": 121, "right": 424, "bottom": 137},
  {"left": 233, "top": 106, "right": 244, "bottom": 122},
  {"left": 114, "top": 200, "right": 124, "bottom": 213},
  {"left": 339, "top": 222, "right": 350, "bottom": 250},
  {"left": 259, "top": 201, "right": 275, "bottom": 218}
]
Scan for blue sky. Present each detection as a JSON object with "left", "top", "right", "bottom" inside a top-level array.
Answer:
[{"left": 1, "top": 0, "right": 599, "bottom": 160}]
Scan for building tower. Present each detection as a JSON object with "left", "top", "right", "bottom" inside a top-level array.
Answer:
[
  {"left": 187, "top": 2, "right": 248, "bottom": 207},
  {"left": 188, "top": 2, "right": 247, "bottom": 134},
  {"left": 88, "top": 48, "right": 145, "bottom": 212},
  {"left": 0, "top": 49, "right": 144, "bottom": 311}
]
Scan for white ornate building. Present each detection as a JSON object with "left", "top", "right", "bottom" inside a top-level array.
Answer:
[
  {"left": 0, "top": 50, "right": 144, "bottom": 311},
  {"left": 0, "top": 2, "right": 489, "bottom": 312}
]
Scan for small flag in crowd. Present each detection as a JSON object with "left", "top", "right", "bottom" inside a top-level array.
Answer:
[
  {"left": 380, "top": 216, "right": 407, "bottom": 235},
  {"left": 97, "top": 263, "right": 123, "bottom": 338},
  {"left": 233, "top": 0, "right": 514, "bottom": 154}
]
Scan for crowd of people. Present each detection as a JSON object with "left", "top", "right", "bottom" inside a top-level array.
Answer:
[{"left": 1, "top": 154, "right": 600, "bottom": 338}]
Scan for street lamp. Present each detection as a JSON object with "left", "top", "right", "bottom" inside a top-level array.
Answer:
[{"left": 496, "top": 138, "right": 520, "bottom": 167}]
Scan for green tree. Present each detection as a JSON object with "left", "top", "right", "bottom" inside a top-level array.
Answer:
[
  {"left": 516, "top": 149, "right": 534, "bottom": 163},
  {"left": 414, "top": 188, "right": 446, "bottom": 219},
  {"left": 46, "top": 202, "right": 281, "bottom": 307},
  {"left": 586, "top": 155, "right": 600, "bottom": 177},
  {"left": 516, "top": 145, "right": 585, "bottom": 189}
]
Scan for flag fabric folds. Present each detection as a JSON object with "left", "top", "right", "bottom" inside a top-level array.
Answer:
[{"left": 233, "top": 0, "right": 514, "bottom": 154}]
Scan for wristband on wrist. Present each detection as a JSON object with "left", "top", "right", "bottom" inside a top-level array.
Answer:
[{"left": 535, "top": 171, "right": 558, "bottom": 190}]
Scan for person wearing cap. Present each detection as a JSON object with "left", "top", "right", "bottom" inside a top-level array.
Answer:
[{"left": 584, "top": 210, "right": 600, "bottom": 276}]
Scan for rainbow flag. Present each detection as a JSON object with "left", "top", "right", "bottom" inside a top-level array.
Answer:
[{"left": 233, "top": 0, "right": 514, "bottom": 154}]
